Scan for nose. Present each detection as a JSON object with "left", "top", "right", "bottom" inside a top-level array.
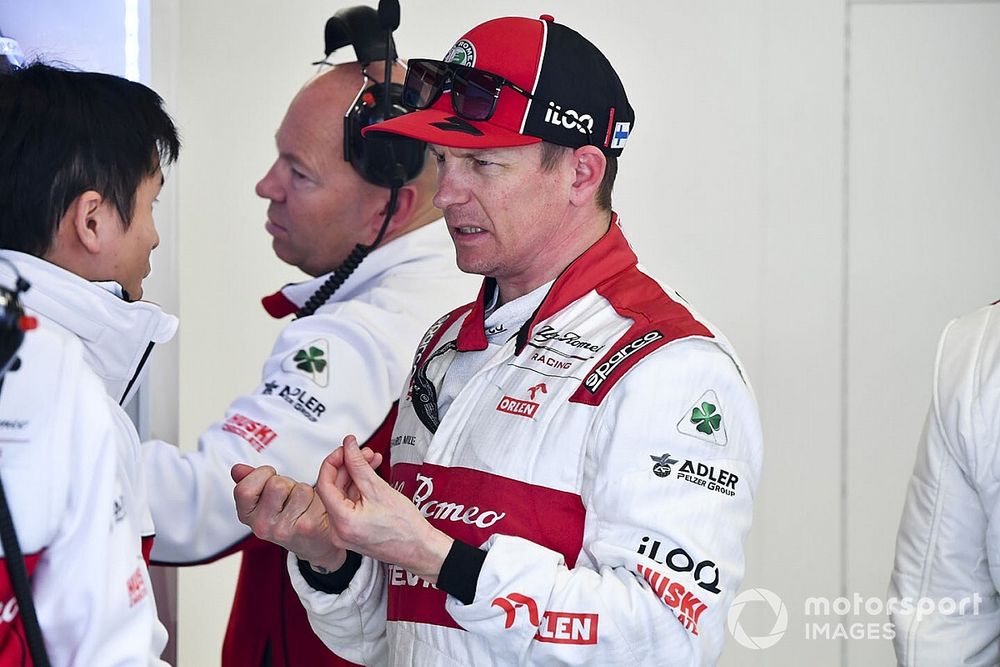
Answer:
[
  {"left": 432, "top": 161, "right": 468, "bottom": 210},
  {"left": 255, "top": 161, "right": 283, "bottom": 201}
]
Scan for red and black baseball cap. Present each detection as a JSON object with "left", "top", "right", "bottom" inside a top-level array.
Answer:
[{"left": 362, "top": 15, "right": 635, "bottom": 157}]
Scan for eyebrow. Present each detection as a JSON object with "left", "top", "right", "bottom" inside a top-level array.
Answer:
[{"left": 430, "top": 145, "right": 507, "bottom": 160}]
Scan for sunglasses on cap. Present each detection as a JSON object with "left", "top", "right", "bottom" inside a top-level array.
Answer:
[{"left": 402, "top": 58, "right": 535, "bottom": 122}]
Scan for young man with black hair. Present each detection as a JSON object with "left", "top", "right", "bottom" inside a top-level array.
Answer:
[
  {"left": 0, "top": 61, "right": 179, "bottom": 665},
  {"left": 234, "top": 14, "right": 763, "bottom": 666}
]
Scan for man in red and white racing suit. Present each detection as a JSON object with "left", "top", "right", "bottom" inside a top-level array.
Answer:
[
  {"left": 234, "top": 15, "right": 762, "bottom": 666},
  {"left": 890, "top": 302, "right": 1000, "bottom": 665},
  {"left": 290, "top": 219, "right": 762, "bottom": 665}
]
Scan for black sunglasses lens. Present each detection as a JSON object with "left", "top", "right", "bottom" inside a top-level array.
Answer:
[
  {"left": 403, "top": 60, "right": 449, "bottom": 109},
  {"left": 452, "top": 68, "right": 502, "bottom": 121}
]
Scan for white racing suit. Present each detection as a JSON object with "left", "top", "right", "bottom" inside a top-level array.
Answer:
[
  {"left": 0, "top": 327, "right": 156, "bottom": 666},
  {"left": 890, "top": 302, "right": 1000, "bottom": 666},
  {"left": 291, "top": 218, "right": 764, "bottom": 666},
  {"left": 0, "top": 251, "right": 175, "bottom": 666},
  {"left": 141, "top": 221, "right": 478, "bottom": 666}
]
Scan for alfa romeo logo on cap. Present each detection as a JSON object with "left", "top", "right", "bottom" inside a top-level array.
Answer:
[{"left": 445, "top": 39, "right": 475, "bottom": 66}]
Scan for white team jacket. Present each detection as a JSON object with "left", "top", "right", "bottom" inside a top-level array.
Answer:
[
  {"left": 0, "top": 328, "right": 155, "bottom": 666},
  {"left": 291, "top": 220, "right": 764, "bottom": 666},
  {"left": 0, "top": 252, "right": 175, "bottom": 666},
  {"left": 143, "top": 221, "right": 478, "bottom": 563},
  {"left": 890, "top": 302, "right": 1000, "bottom": 666}
]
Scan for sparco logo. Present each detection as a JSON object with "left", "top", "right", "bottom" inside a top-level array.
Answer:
[
  {"left": 584, "top": 331, "right": 664, "bottom": 392},
  {"left": 638, "top": 536, "right": 722, "bottom": 595},
  {"left": 411, "top": 474, "right": 506, "bottom": 528},
  {"left": 544, "top": 102, "right": 594, "bottom": 135}
]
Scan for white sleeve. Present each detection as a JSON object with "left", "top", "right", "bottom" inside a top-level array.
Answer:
[
  {"left": 287, "top": 551, "right": 389, "bottom": 665},
  {"left": 446, "top": 339, "right": 763, "bottom": 666},
  {"left": 12, "top": 337, "right": 155, "bottom": 665},
  {"left": 144, "top": 305, "right": 408, "bottom": 562},
  {"left": 890, "top": 311, "right": 1000, "bottom": 666}
]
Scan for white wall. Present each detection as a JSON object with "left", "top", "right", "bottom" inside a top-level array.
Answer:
[{"left": 139, "top": 0, "right": 999, "bottom": 664}]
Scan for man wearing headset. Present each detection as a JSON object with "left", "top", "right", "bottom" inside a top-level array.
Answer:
[
  {"left": 140, "top": 8, "right": 476, "bottom": 666},
  {"left": 0, "top": 62, "right": 178, "bottom": 665},
  {"left": 234, "top": 14, "right": 763, "bottom": 666}
]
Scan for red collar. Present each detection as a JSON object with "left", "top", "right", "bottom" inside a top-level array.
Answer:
[{"left": 456, "top": 214, "right": 635, "bottom": 353}]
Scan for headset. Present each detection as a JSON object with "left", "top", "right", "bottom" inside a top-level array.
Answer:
[
  {"left": 323, "top": 4, "right": 425, "bottom": 188},
  {"left": 296, "top": 1, "right": 424, "bottom": 318},
  {"left": 0, "top": 258, "right": 35, "bottom": 376},
  {"left": 0, "top": 258, "right": 47, "bottom": 667}
]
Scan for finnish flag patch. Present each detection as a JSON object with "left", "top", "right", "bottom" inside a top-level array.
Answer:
[{"left": 610, "top": 122, "right": 631, "bottom": 150}]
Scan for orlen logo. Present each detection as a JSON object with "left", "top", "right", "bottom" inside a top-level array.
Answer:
[
  {"left": 492, "top": 593, "right": 599, "bottom": 645},
  {"left": 536, "top": 612, "right": 598, "bottom": 645},
  {"left": 411, "top": 474, "right": 506, "bottom": 528},
  {"left": 0, "top": 598, "right": 19, "bottom": 624},
  {"left": 544, "top": 102, "right": 594, "bottom": 135},
  {"left": 497, "top": 396, "right": 539, "bottom": 419}
]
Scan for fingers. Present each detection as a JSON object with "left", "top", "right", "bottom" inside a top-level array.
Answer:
[
  {"left": 233, "top": 465, "right": 277, "bottom": 523},
  {"left": 341, "top": 436, "right": 381, "bottom": 494},
  {"left": 231, "top": 463, "right": 256, "bottom": 483},
  {"left": 317, "top": 447, "right": 352, "bottom": 511}
]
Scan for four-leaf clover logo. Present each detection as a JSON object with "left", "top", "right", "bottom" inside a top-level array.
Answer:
[
  {"left": 691, "top": 402, "right": 722, "bottom": 435},
  {"left": 294, "top": 346, "right": 326, "bottom": 375}
]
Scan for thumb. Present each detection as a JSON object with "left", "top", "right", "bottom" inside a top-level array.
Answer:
[
  {"left": 231, "top": 463, "right": 256, "bottom": 483},
  {"left": 342, "top": 435, "right": 380, "bottom": 491}
]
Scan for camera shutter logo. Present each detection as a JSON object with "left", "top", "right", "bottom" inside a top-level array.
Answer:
[{"left": 727, "top": 588, "right": 788, "bottom": 650}]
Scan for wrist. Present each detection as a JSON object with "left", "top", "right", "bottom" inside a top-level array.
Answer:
[
  {"left": 296, "top": 547, "right": 347, "bottom": 573},
  {"left": 406, "top": 527, "right": 454, "bottom": 585}
]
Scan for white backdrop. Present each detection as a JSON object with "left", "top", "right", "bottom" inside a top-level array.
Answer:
[{"left": 7, "top": 0, "right": 1000, "bottom": 664}]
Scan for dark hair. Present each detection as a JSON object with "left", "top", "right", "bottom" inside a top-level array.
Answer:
[
  {"left": 0, "top": 62, "right": 180, "bottom": 256},
  {"left": 539, "top": 141, "right": 617, "bottom": 211}
]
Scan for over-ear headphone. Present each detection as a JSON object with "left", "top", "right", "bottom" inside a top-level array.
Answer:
[
  {"left": 344, "top": 81, "right": 425, "bottom": 188},
  {"left": 0, "top": 258, "right": 36, "bottom": 377},
  {"left": 295, "top": 2, "right": 423, "bottom": 318},
  {"left": 322, "top": 4, "right": 425, "bottom": 188}
]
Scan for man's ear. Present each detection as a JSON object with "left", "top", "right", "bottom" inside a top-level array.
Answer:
[
  {"left": 366, "top": 184, "right": 419, "bottom": 244},
  {"left": 63, "top": 190, "right": 111, "bottom": 255},
  {"left": 568, "top": 146, "right": 607, "bottom": 208}
]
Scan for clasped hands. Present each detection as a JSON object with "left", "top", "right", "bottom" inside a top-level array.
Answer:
[{"left": 231, "top": 435, "right": 453, "bottom": 582}]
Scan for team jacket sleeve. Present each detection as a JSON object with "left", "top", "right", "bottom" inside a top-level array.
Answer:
[
  {"left": 29, "top": 344, "right": 154, "bottom": 666},
  {"left": 286, "top": 551, "right": 390, "bottom": 665},
  {"left": 143, "top": 302, "right": 408, "bottom": 563},
  {"left": 444, "top": 338, "right": 763, "bottom": 665},
  {"left": 889, "top": 310, "right": 1000, "bottom": 666}
]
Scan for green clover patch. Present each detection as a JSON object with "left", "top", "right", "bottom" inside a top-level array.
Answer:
[
  {"left": 691, "top": 402, "right": 722, "bottom": 435},
  {"left": 294, "top": 346, "right": 327, "bottom": 374}
]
